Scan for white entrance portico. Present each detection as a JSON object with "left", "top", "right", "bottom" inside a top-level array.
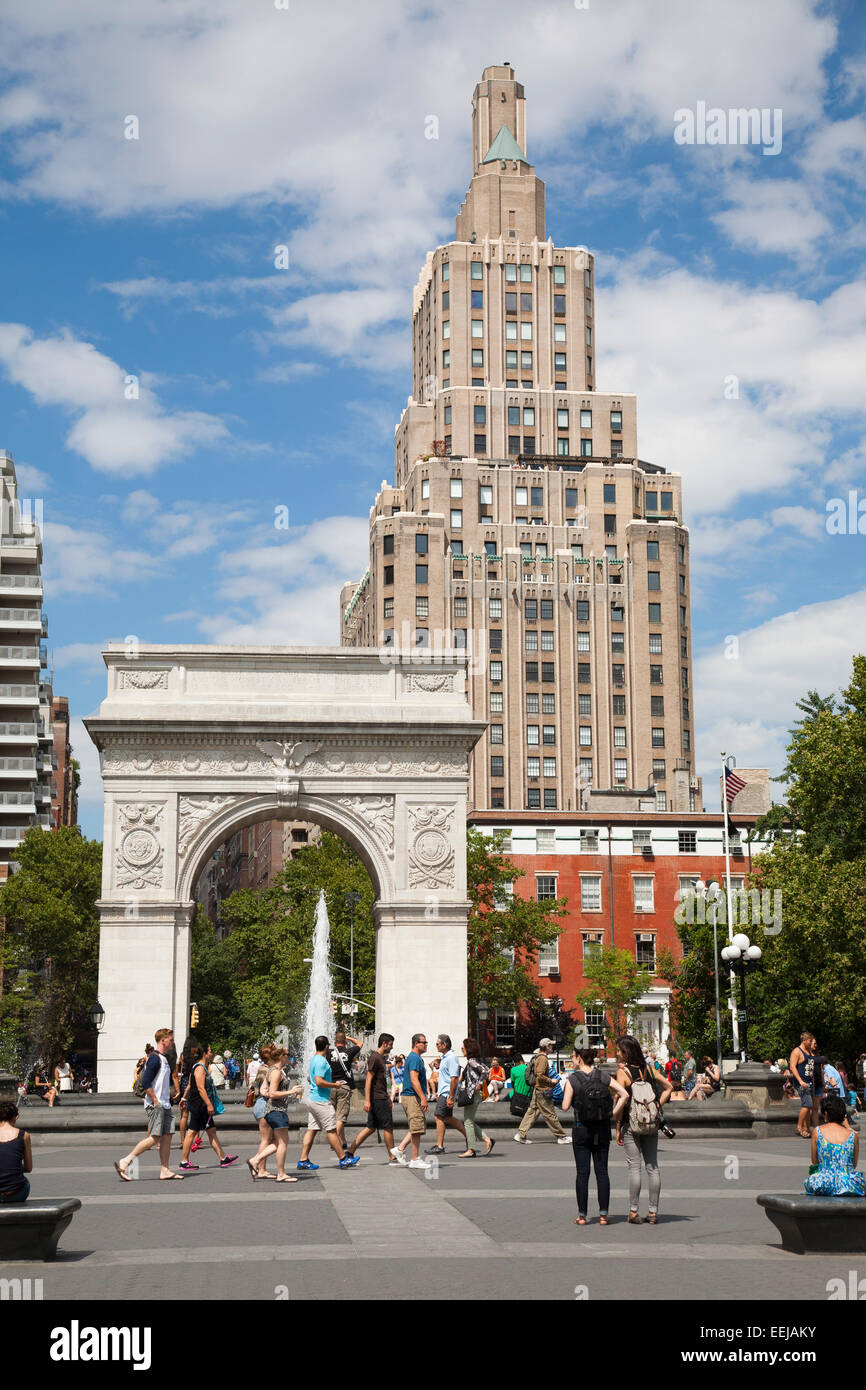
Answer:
[{"left": 85, "top": 646, "right": 484, "bottom": 1092}]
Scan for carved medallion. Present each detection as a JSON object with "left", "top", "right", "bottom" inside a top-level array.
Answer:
[
  {"left": 115, "top": 802, "right": 164, "bottom": 889},
  {"left": 407, "top": 804, "right": 455, "bottom": 888}
]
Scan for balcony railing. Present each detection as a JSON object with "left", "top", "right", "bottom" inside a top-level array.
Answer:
[
  {"left": 0, "top": 609, "right": 41, "bottom": 623},
  {"left": 0, "top": 758, "right": 36, "bottom": 773},
  {"left": 0, "top": 791, "right": 36, "bottom": 806},
  {"left": 0, "top": 723, "right": 37, "bottom": 738},
  {"left": 0, "top": 685, "right": 38, "bottom": 698},
  {"left": 0, "top": 646, "right": 40, "bottom": 661},
  {"left": 0, "top": 575, "right": 41, "bottom": 588}
]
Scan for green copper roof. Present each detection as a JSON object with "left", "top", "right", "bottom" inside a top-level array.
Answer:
[{"left": 481, "top": 125, "right": 527, "bottom": 164}]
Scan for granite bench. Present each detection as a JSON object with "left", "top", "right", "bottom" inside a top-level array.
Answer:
[
  {"left": 0, "top": 1198, "right": 81, "bottom": 1261},
  {"left": 757, "top": 1193, "right": 866, "bottom": 1254}
]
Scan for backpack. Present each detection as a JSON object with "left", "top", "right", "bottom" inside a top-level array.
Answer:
[
  {"left": 668, "top": 1058, "right": 682, "bottom": 1086},
  {"left": 627, "top": 1067, "right": 660, "bottom": 1134},
  {"left": 524, "top": 1054, "right": 538, "bottom": 1092},
  {"left": 132, "top": 1058, "right": 149, "bottom": 1098},
  {"left": 574, "top": 1068, "right": 614, "bottom": 1125}
]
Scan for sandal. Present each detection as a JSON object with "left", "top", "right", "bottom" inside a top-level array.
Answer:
[
  {"left": 113, "top": 1160, "right": 132, "bottom": 1183},
  {"left": 485, "top": 1138, "right": 496, "bottom": 1156},
  {"left": 599, "top": 1216, "right": 609, "bottom": 1226},
  {"left": 628, "top": 1211, "right": 642, "bottom": 1224},
  {"left": 574, "top": 1216, "right": 587, "bottom": 1225},
  {"left": 646, "top": 1212, "right": 658, "bottom": 1224},
  {"left": 458, "top": 1150, "right": 476, "bottom": 1158}
]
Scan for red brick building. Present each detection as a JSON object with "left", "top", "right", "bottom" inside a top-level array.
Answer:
[
  {"left": 470, "top": 808, "right": 773, "bottom": 1058},
  {"left": 51, "top": 695, "right": 78, "bottom": 828}
]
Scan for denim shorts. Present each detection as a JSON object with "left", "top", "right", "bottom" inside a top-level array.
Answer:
[
  {"left": 253, "top": 1098, "right": 268, "bottom": 1121},
  {"left": 266, "top": 1110, "right": 290, "bottom": 1129}
]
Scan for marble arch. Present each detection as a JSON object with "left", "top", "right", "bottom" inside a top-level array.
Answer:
[{"left": 85, "top": 646, "right": 484, "bottom": 1092}]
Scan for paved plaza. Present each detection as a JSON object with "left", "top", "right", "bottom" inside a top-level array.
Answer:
[{"left": 3, "top": 1135, "right": 859, "bottom": 1301}]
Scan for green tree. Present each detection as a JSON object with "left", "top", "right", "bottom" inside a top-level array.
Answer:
[
  {"left": 577, "top": 945, "right": 652, "bottom": 1044},
  {"left": 664, "top": 655, "right": 866, "bottom": 1062},
  {"left": 0, "top": 827, "right": 102, "bottom": 1073},
  {"left": 466, "top": 827, "right": 566, "bottom": 1018},
  {"left": 190, "top": 832, "right": 375, "bottom": 1054}
]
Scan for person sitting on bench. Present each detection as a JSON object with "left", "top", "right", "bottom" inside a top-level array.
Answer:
[
  {"left": 0, "top": 1101, "right": 33, "bottom": 1204},
  {"left": 804, "top": 1094, "right": 866, "bottom": 1196}
]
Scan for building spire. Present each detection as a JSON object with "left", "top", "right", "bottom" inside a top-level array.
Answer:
[{"left": 471, "top": 64, "right": 526, "bottom": 175}]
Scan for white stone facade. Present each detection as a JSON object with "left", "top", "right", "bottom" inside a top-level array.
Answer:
[{"left": 85, "top": 646, "right": 484, "bottom": 1091}]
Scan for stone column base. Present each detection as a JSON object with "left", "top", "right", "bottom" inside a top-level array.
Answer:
[{"left": 724, "top": 1061, "right": 788, "bottom": 1111}]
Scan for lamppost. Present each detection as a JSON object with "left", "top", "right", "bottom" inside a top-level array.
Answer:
[
  {"left": 694, "top": 880, "right": 724, "bottom": 1070},
  {"left": 475, "top": 997, "right": 489, "bottom": 1058},
  {"left": 720, "top": 933, "right": 762, "bottom": 1063},
  {"left": 89, "top": 1000, "right": 105, "bottom": 1033},
  {"left": 344, "top": 891, "right": 361, "bottom": 1007}
]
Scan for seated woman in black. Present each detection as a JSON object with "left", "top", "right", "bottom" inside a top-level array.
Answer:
[{"left": 0, "top": 1101, "right": 33, "bottom": 1203}]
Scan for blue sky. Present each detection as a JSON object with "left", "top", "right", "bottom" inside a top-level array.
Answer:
[{"left": 0, "top": 0, "right": 864, "bottom": 837}]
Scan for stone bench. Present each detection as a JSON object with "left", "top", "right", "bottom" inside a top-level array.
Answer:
[
  {"left": 0, "top": 1198, "right": 81, "bottom": 1261},
  {"left": 758, "top": 1193, "right": 866, "bottom": 1254}
]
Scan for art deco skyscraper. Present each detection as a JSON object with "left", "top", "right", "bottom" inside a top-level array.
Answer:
[{"left": 342, "top": 66, "right": 701, "bottom": 815}]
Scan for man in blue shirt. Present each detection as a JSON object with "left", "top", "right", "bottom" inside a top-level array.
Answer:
[
  {"left": 390, "top": 1034, "right": 430, "bottom": 1169},
  {"left": 428, "top": 1034, "right": 467, "bottom": 1155},
  {"left": 298, "top": 1035, "right": 359, "bottom": 1170}
]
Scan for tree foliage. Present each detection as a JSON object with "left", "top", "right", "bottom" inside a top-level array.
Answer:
[
  {"left": 466, "top": 828, "right": 566, "bottom": 1016},
  {"left": 664, "top": 655, "right": 866, "bottom": 1062},
  {"left": 0, "top": 827, "right": 102, "bottom": 1073},
  {"left": 190, "top": 831, "right": 375, "bottom": 1054},
  {"left": 578, "top": 945, "right": 652, "bottom": 1044}
]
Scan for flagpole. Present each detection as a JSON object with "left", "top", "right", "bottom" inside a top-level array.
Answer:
[{"left": 720, "top": 751, "right": 739, "bottom": 1057}]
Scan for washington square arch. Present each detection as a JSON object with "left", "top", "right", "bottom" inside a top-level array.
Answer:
[{"left": 85, "top": 645, "right": 484, "bottom": 1093}]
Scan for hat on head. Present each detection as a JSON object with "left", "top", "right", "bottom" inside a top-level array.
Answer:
[{"left": 539, "top": 1037, "right": 556, "bottom": 1048}]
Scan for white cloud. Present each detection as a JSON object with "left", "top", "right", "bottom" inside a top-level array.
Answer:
[
  {"left": 70, "top": 715, "right": 103, "bottom": 835},
  {"left": 51, "top": 642, "right": 104, "bottom": 675},
  {"left": 600, "top": 258, "right": 866, "bottom": 516},
  {"left": 12, "top": 461, "right": 52, "bottom": 493},
  {"left": 42, "top": 520, "right": 163, "bottom": 597},
  {"left": 695, "top": 588, "right": 866, "bottom": 803},
  {"left": 713, "top": 177, "right": 832, "bottom": 257},
  {"left": 0, "top": 324, "right": 228, "bottom": 476},
  {"left": 197, "top": 516, "right": 370, "bottom": 645}
]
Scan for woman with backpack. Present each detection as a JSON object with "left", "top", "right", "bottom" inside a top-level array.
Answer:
[
  {"left": 615, "top": 1034, "right": 672, "bottom": 1225},
  {"left": 179, "top": 1043, "right": 238, "bottom": 1172},
  {"left": 562, "top": 1048, "right": 627, "bottom": 1225},
  {"left": 456, "top": 1039, "right": 495, "bottom": 1157}
]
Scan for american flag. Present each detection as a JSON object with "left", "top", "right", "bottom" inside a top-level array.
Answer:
[{"left": 724, "top": 767, "right": 746, "bottom": 803}]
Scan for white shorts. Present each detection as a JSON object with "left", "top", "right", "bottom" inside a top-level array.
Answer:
[{"left": 306, "top": 1100, "right": 337, "bottom": 1134}]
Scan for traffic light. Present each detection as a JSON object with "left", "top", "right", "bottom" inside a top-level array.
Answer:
[{"left": 190, "top": 1002, "right": 200, "bottom": 1029}]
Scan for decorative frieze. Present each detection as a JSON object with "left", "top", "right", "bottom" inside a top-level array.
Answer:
[
  {"left": 101, "top": 739, "right": 468, "bottom": 779},
  {"left": 337, "top": 795, "right": 395, "bottom": 857},
  {"left": 117, "top": 669, "right": 169, "bottom": 691}
]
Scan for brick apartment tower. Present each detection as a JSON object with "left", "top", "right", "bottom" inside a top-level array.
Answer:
[
  {"left": 341, "top": 66, "right": 701, "bottom": 815},
  {"left": 51, "top": 695, "right": 78, "bottom": 828}
]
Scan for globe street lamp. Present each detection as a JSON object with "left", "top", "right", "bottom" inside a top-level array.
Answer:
[
  {"left": 475, "top": 997, "right": 490, "bottom": 1058},
  {"left": 720, "top": 933, "right": 762, "bottom": 1063}
]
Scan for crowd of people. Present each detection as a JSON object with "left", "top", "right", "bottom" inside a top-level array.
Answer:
[{"left": 2, "top": 1024, "right": 863, "bottom": 1222}]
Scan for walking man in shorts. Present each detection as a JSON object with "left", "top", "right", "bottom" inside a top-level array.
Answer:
[
  {"left": 298, "top": 1035, "right": 359, "bottom": 1170},
  {"left": 427, "top": 1034, "right": 467, "bottom": 1155},
  {"left": 390, "top": 1034, "right": 430, "bottom": 1169},
  {"left": 345, "top": 1034, "right": 396, "bottom": 1163},
  {"left": 114, "top": 1027, "right": 183, "bottom": 1182}
]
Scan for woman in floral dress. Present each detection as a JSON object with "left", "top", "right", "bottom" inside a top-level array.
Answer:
[{"left": 804, "top": 1094, "right": 866, "bottom": 1196}]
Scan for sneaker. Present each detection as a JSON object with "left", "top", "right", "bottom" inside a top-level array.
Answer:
[
  {"left": 389, "top": 1147, "right": 408, "bottom": 1167},
  {"left": 296, "top": 1159, "right": 319, "bottom": 1171},
  {"left": 178, "top": 1160, "right": 199, "bottom": 1171},
  {"left": 556, "top": 1137, "right": 571, "bottom": 1145},
  {"left": 338, "top": 1154, "right": 360, "bottom": 1168},
  {"left": 219, "top": 1154, "right": 239, "bottom": 1167},
  {"left": 513, "top": 1134, "right": 531, "bottom": 1144},
  {"left": 408, "top": 1157, "right": 430, "bottom": 1169},
  {"left": 426, "top": 1144, "right": 445, "bottom": 1155}
]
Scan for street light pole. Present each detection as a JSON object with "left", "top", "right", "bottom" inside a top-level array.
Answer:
[
  {"left": 345, "top": 892, "right": 362, "bottom": 1013},
  {"left": 696, "top": 880, "right": 724, "bottom": 1071}
]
